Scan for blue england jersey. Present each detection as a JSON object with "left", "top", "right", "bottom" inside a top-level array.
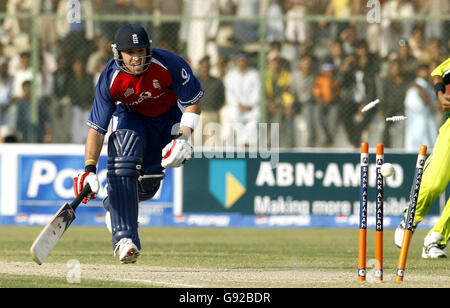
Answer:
[{"left": 87, "top": 48, "right": 204, "bottom": 134}]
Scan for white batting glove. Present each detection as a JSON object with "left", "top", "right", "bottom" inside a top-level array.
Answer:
[
  {"left": 161, "top": 136, "right": 193, "bottom": 168},
  {"left": 73, "top": 171, "right": 100, "bottom": 204}
]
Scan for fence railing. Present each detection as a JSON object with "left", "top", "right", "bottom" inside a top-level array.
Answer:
[{"left": 0, "top": 9, "right": 448, "bottom": 149}]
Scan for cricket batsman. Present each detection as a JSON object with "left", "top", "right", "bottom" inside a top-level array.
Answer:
[
  {"left": 72, "top": 24, "right": 203, "bottom": 264},
  {"left": 395, "top": 57, "right": 450, "bottom": 258}
]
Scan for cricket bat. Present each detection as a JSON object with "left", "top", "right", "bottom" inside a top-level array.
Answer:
[{"left": 30, "top": 184, "right": 92, "bottom": 265}]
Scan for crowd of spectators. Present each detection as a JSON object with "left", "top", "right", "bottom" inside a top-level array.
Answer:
[{"left": 0, "top": 0, "right": 448, "bottom": 150}]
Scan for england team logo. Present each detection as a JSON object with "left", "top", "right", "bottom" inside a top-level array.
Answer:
[{"left": 132, "top": 34, "right": 139, "bottom": 44}]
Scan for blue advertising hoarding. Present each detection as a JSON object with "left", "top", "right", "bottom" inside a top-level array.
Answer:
[
  {"left": 180, "top": 151, "right": 448, "bottom": 229},
  {"left": 0, "top": 145, "right": 447, "bottom": 229},
  {"left": 14, "top": 153, "right": 174, "bottom": 226}
]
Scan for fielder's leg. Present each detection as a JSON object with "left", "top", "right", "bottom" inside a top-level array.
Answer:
[
  {"left": 417, "top": 120, "right": 450, "bottom": 258},
  {"left": 422, "top": 197, "right": 450, "bottom": 258},
  {"left": 395, "top": 119, "right": 450, "bottom": 251},
  {"left": 416, "top": 120, "right": 450, "bottom": 222},
  {"left": 428, "top": 197, "right": 450, "bottom": 246},
  {"left": 107, "top": 129, "right": 143, "bottom": 263}
]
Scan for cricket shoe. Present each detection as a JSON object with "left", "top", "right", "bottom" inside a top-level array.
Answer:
[
  {"left": 394, "top": 208, "right": 418, "bottom": 248},
  {"left": 114, "top": 238, "right": 140, "bottom": 264},
  {"left": 422, "top": 232, "right": 447, "bottom": 259}
]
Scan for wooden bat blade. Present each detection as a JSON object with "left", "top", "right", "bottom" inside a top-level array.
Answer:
[
  {"left": 30, "top": 203, "right": 76, "bottom": 265},
  {"left": 30, "top": 184, "right": 91, "bottom": 265}
]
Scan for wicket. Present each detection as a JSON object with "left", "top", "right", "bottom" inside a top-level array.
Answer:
[
  {"left": 358, "top": 142, "right": 384, "bottom": 282},
  {"left": 358, "top": 143, "right": 428, "bottom": 282}
]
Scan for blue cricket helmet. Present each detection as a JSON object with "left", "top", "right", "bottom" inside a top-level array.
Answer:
[{"left": 111, "top": 24, "right": 152, "bottom": 75}]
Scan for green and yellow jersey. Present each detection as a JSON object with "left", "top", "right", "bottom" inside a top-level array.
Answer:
[
  {"left": 412, "top": 57, "right": 450, "bottom": 246},
  {"left": 431, "top": 57, "right": 450, "bottom": 118}
]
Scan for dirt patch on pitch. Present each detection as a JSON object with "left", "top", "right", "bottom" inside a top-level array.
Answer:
[{"left": 0, "top": 261, "right": 448, "bottom": 287}]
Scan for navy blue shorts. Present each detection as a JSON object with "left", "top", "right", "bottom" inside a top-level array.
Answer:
[{"left": 113, "top": 104, "right": 182, "bottom": 174}]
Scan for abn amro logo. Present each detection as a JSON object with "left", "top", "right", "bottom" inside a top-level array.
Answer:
[{"left": 209, "top": 160, "right": 246, "bottom": 209}]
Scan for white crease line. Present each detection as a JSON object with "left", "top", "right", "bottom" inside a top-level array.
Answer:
[{"left": 111, "top": 278, "right": 203, "bottom": 288}]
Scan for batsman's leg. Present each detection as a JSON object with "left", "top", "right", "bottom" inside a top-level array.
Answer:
[
  {"left": 107, "top": 129, "right": 143, "bottom": 263},
  {"left": 104, "top": 173, "right": 165, "bottom": 231},
  {"left": 138, "top": 174, "right": 165, "bottom": 201}
]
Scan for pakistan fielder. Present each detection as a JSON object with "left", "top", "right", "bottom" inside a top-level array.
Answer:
[{"left": 395, "top": 57, "right": 450, "bottom": 258}]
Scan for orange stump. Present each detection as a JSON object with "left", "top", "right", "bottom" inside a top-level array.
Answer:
[
  {"left": 358, "top": 142, "right": 369, "bottom": 281},
  {"left": 358, "top": 228, "right": 367, "bottom": 281},
  {"left": 375, "top": 143, "right": 384, "bottom": 281},
  {"left": 395, "top": 145, "right": 427, "bottom": 282},
  {"left": 395, "top": 230, "right": 412, "bottom": 282}
]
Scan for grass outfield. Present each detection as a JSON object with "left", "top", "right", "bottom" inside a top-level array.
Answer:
[{"left": 0, "top": 226, "right": 448, "bottom": 288}]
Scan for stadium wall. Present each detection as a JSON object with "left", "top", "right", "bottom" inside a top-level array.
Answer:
[{"left": 0, "top": 144, "right": 446, "bottom": 229}]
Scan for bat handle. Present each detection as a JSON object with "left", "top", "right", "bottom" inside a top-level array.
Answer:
[{"left": 70, "top": 183, "right": 92, "bottom": 210}]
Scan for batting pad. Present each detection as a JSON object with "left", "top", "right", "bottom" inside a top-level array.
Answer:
[{"left": 107, "top": 129, "right": 143, "bottom": 250}]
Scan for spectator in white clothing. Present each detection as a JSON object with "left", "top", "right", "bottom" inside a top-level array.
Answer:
[
  {"left": 183, "top": 0, "right": 220, "bottom": 70},
  {"left": 404, "top": 64, "right": 439, "bottom": 151},
  {"left": 0, "top": 64, "right": 13, "bottom": 133},
  {"left": 285, "top": 0, "right": 311, "bottom": 44},
  {"left": 11, "top": 51, "right": 32, "bottom": 99},
  {"left": 380, "top": 0, "right": 416, "bottom": 59},
  {"left": 266, "top": 0, "right": 284, "bottom": 43},
  {"left": 224, "top": 52, "right": 261, "bottom": 148},
  {"left": 232, "top": 0, "right": 260, "bottom": 44}
]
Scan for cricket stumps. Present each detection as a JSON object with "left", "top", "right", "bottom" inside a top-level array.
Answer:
[{"left": 358, "top": 142, "right": 384, "bottom": 282}]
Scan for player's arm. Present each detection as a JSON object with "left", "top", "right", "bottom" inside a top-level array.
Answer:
[
  {"left": 161, "top": 101, "right": 201, "bottom": 169},
  {"left": 432, "top": 75, "right": 450, "bottom": 111},
  {"left": 73, "top": 128, "right": 103, "bottom": 203},
  {"left": 178, "top": 100, "right": 201, "bottom": 138},
  {"left": 85, "top": 128, "right": 105, "bottom": 170},
  {"left": 161, "top": 52, "right": 204, "bottom": 168},
  {"left": 73, "top": 61, "right": 116, "bottom": 201}
]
